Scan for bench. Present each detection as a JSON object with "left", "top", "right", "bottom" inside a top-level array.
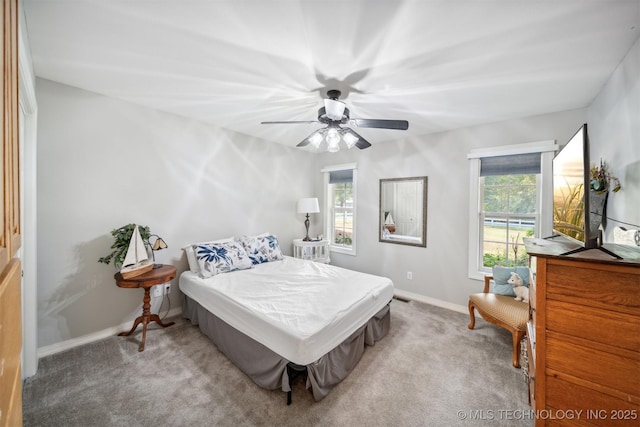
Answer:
[{"left": 468, "top": 275, "right": 529, "bottom": 368}]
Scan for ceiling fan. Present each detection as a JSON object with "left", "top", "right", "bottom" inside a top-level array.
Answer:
[{"left": 261, "top": 90, "right": 409, "bottom": 151}]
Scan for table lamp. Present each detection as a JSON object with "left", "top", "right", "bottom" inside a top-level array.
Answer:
[
  {"left": 148, "top": 234, "right": 168, "bottom": 268},
  {"left": 297, "top": 198, "right": 320, "bottom": 241}
]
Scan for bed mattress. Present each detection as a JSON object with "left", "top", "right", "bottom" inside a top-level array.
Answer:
[{"left": 179, "top": 256, "right": 394, "bottom": 365}]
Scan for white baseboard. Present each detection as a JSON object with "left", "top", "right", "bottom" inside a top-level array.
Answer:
[
  {"left": 393, "top": 289, "right": 468, "bottom": 314},
  {"left": 37, "top": 306, "right": 183, "bottom": 359}
]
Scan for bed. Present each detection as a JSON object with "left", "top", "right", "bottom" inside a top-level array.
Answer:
[{"left": 179, "top": 234, "right": 394, "bottom": 403}]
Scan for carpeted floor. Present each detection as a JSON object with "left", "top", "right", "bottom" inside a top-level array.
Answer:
[{"left": 23, "top": 299, "right": 533, "bottom": 426}]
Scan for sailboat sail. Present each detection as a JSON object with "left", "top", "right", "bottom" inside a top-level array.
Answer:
[
  {"left": 384, "top": 213, "right": 395, "bottom": 225},
  {"left": 120, "top": 225, "right": 153, "bottom": 278},
  {"left": 123, "top": 226, "right": 148, "bottom": 266}
]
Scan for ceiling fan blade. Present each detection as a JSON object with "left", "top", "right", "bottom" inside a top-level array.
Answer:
[
  {"left": 296, "top": 138, "right": 311, "bottom": 147},
  {"left": 297, "top": 129, "right": 324, "bottom": 148},
  {"left": 261, "top": 120, "right": 319, "bottom": 125},
  {"left": 351, "top": 119, "right": 409, "bottom": 130},
  {"left": 354, "top": 134, "right": 371, "bottom": 150}
]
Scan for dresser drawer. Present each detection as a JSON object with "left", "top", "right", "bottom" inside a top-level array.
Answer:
[
  {"left": 547, "top": 300, "right": 640, "bottom": 353},
  {"left": 546, "top": 333, "right": 640, "bottom": 401},
  {"left": 546, "top": 375, "right": 639, "bottom": 425},
  {"left": 546, "top": 262, "right": 640, "bottom": 314}
]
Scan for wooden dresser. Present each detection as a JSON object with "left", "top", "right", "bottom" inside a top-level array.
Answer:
[{"left": 524, "top": 238, "right": 640, "bottom": 426}]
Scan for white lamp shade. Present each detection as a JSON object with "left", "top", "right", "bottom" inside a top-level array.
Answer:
[
  {"left": 324, "top": 98, "right": 346, "bottom": 120},
  {"left": 297, "top": 198, "right": 320, "bottom": 214}
]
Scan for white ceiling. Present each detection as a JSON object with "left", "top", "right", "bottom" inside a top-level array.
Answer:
[{"left": 23, "top": 0, "right": 640, "bottom": 148}]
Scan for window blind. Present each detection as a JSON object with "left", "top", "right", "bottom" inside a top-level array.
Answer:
[
  {"left": 480, "top": 153, "right": 541, "bottom": 176},
  {"left": 329, "top": 169, "right": 353, "bottom": 184}
]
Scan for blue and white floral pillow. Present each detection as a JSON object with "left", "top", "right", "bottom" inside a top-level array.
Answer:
[
  {"left": 193, "top": 240, "right": 253, "bottom": 278},
  {"left": 239, "top": 234, "right": 283, "bottom": 265}
]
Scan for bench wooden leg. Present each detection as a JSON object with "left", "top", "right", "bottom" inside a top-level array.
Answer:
[
  {"left": 467, "top": 301, "right": 476, "bottom": 329},
  {"left": 512, "top": 330, "right": 525, "bottom": 368}
]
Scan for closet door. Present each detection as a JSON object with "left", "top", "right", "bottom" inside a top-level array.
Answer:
[
  {"left": 0, "top": 0, "right": 22, "bottom": 425},
  {"left": 6, "top": 0, "right": 18, "bottom": 256},
  {"left": 0, "top": 0, "right": 6, "bottom": 273}
]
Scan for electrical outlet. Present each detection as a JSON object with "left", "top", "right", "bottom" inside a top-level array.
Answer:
[
  {"left": 153, "top": 285, "right": 162, "bottom": 298},
  {"left": 164, "top": 283, "right": 171, "bottom": 295},
  {"left": 407, "top": 272, "right": 413, "bottom": 280}
]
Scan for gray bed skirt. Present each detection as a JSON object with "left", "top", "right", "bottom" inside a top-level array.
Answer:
[{"left": 182, "top": 294, "right": 391, "bottom": 401}]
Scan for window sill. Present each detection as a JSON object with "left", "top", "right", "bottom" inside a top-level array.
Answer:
[{"left": 329, "top": 245, "right": 356, "bottom": 257}]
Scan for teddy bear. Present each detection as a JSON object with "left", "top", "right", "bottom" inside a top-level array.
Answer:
[{"left": 507, "top": 272, "right": 529, "bottom": 303}]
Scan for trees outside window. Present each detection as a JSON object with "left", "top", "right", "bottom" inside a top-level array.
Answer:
[
  {"left": 481, "top": 174, "right": 536, "bottom": 267},
  {"left": 323, "top": 164, "right": 357, "bottom": 256}
]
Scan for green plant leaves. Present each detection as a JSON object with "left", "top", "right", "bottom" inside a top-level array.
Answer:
[{"left": 98, "top": 224, "right": 151, "bottom": 269}]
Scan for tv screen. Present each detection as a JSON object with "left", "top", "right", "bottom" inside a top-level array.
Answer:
[{"left": 552, "top": 124, "right": 597, "bottom": 248}]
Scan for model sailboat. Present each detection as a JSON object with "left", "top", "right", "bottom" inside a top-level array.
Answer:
[
  {"left": 384, "top": 212, "right": 396, "bottom": 233},
  {"left": 120, "top": 225, "right": 154, "bottom": 279}
]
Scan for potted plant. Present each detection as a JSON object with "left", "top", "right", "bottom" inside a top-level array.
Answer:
[
  {"left": 589, "top": 160, "right": 621, "bottom": 232},
  {"left": 590, "top": 159, "right": 621, "bottom": 193},
  {"left": 98, "top": 223, "right": 151, "bottom": 269}
]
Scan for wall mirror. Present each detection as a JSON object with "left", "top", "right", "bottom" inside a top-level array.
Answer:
[{"left": 379, "top": 176, "right": 428, "bottom": 247}]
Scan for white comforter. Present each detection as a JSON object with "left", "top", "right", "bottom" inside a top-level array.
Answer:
[{"left": 179, "top": 256, "right": 394, "bottom": 365}]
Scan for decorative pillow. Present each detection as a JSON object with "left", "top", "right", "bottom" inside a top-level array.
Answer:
[
  {"left": 182, "top": 237, "right": 235, "bottom": 274},
  {"left": 239, "top": 234, "right": 283, "bottom": 265},
  {"left": 194, "top": 240, "right": 253, "bottom": 278},
  {"left": 491, "top": 266, "right": 530, "bottom": 296}
]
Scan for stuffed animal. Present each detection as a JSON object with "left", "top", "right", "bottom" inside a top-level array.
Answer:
[{"left": 507, "top": 272, "right": 529, "bottom": 303}]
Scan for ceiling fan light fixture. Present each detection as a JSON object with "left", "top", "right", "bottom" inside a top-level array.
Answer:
[
  {"left": 342, "top": 131, "right": 359, "bottom": 149},
  {"left": 327, "top": 141, "right": 340, "bottom": 153},
  {"left": 326, "top": 128, "right": 341, "bottom": 152},
  {"left": 308, "top": 131, "right": 323, "bottom": 148},
  {"left": 324, "top": 99, "right": 346, "bottom": 121},
  {"left": 262, "top": 89, "right": 407, "bottom": 151}
]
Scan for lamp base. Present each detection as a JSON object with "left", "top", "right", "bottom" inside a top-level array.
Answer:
[{"left": 303, "top": 214, "right": 311, "bottom": 242}]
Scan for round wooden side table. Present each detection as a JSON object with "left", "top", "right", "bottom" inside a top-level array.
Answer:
[{"left": 114, "top": 264, "right": 176, "bottom": 352}]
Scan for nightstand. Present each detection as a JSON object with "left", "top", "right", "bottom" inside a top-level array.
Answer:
[
  {"left": 292, "top": 239, "right": 330, "bottom": 264},
  {"left": 114, "top": 264, "right": 176, "bottom": 352}
]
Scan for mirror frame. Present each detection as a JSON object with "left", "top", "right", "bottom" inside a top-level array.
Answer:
[{"left": 379, "top": 176, "right": 428, "bottom": 247}]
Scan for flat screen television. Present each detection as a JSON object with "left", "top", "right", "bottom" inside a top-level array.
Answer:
[{"left": 552, "top": 123, "right": 620, "bottom": 258}]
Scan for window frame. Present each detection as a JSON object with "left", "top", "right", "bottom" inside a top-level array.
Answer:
[
  {"left": 467, "top": 141, "right": 557, "bottom": 280},
  {"left": 322, "top": 163, "right": 357, "bottom": 256}
]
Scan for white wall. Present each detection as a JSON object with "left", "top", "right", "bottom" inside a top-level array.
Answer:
[
  {"left": 587, "top": 37, "right": 640, "bottom": 240},
  {"left": 36, "top": 78, "right": 315, "bottom": 348},
  {"left": 315, "top": 109, "right": 588, "bottom": 310}
]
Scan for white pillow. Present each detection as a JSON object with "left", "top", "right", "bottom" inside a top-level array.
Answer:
[
  {"left": 182, "top": 237, "right": 234, "bottom": 274},
  {"left": 238, "top": 234, "right": 283, "bottom": 265},
  {"left": 193, "top": 240, "right": 253, "bottom": 278}
]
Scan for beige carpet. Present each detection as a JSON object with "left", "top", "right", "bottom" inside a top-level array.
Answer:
[{"left": 23, "top": 299, "right": 532, "bottom": 426}]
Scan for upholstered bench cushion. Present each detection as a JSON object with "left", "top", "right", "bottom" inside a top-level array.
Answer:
[{"left": 469, "top": 293, "right": 528, "bottom": 331}]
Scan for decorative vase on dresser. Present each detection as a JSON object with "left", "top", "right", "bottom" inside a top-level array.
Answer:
[{"left": 524, "top": 237, "right": 640, "bottom": 426}]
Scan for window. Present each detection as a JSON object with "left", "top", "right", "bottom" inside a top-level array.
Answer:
[
  {"left": 481, "top": 170, "right": 537, "bottom": 268},
  {"left": 468, "top": 142, "right": 557, "bottom": 279},
  {"left": 322, "top": 163, "right": 357, "bottom": 255}
]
